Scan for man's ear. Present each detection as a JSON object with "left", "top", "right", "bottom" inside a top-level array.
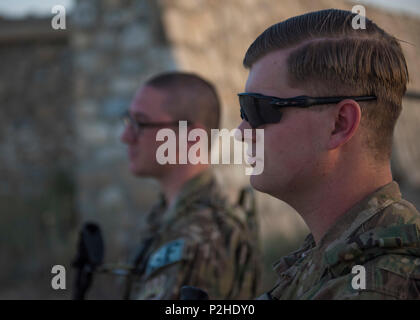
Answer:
[{"left": 327, "top": 99, "right": 361, "bottom": 150}]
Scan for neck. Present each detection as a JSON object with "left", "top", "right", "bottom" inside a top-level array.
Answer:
[
  {"left": 157, "top": 164, "right": 209, "bottom": 206},
  {"left": 284, "top": 161, "right": 392, "bottom": 244}
]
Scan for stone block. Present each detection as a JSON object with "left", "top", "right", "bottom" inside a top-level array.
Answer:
[
  {"left": 118, "top": 57, "right": 145, "bottom": 75},
  {"left": 110, "top": 77, "right": 139, "bottom": 95},
  {"left": 103, "top": 10, "right": 136, "bottom": 28},
  {"left": 95, "top": 145, "right": 126, "bottom": 165},
  {"left": 95, "top": 31, "right": 117, "bottom": 50},
  {"left": 102, "top": 96, "right": 131, "bottom": 119},
  {"left": 78, "top": 122, "right": 109, "bottom": 146},
  {"left": 71, "top": 32, "right": 92, "bottom": 50},
  {"left": 75, "top": 99, "right": 98, "bottom": 118},
  {"left": 120, "top": 23, "right": 152, "bottom": 51},
  {"left": 71, "top": 0, "right": 98, "bottom": 28},
  {"left": 98, "top": 184, "right": 124, "bottom": 209}
]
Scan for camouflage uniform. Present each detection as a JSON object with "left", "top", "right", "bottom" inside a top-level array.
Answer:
[
  {"left": 260, "top": 181, "right": 420, "bottom": 300},
  {"left": 125, "top": 170, "right": 261, "bottom": 300}
]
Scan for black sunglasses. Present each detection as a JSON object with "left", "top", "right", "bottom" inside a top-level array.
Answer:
[{"left": 238, "top": 93, "right": 377, "bottom": 128}]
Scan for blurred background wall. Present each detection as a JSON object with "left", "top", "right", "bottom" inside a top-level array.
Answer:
[
  {"left": 0, "top": 0, "right": 419, "bottom": 299},
  {"left": 0, "top": 16, "right": 76, "bottom": 298}
]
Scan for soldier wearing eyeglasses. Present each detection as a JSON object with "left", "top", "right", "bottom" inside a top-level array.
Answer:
[
  {"left": 237, "top": 9, "right": 420, "bottom": 299},
  {"left": 120, "top": 72, "right": 261, "bottom": 299}
]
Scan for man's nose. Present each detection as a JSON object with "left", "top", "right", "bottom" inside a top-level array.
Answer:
[
  {"left": 120, "top": 125, "right": 135, "bottom": 144},
  {"left": 235, "top": 120, "right": 255, "bottom": 142}
]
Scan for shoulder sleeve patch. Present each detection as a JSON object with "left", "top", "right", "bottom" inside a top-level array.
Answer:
[{"left": 146, "top": 239, "right": 185, "bottom": 276}]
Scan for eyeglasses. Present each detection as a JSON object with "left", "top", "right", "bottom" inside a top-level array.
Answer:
[
  {"left": 121, "top": 111, "right": 184, "bottom": 135},
  {"left": 238, "top": 93, "right": 377, "bottom": 128}
]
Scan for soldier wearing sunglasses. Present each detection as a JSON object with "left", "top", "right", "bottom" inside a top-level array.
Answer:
[
  {"left": 237, "top": 9, "right": 420, "bottom": 299},
  {"left": 120, "top": 72, "right": 261, "bottom": 299}
]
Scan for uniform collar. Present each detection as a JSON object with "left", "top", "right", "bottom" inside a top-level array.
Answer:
[
  {"left": 318, "top": 181, "right": 402, "bottom": 253},
  {"left": 159, "top": 169, "right": 216, "bottom": 226},
  {"left": 170, "top": 169, "right": 214, "bottom": 210},
  {"left": 272, "top": 181, "right": 402, "bottom": 276}
]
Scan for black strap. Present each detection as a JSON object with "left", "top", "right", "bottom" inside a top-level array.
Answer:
[
  {"left": 72, "top": 222, "right": 104, "bottom": 300},
  {"left": 123, "top": 236, "right": 155, "bottom": 299}
]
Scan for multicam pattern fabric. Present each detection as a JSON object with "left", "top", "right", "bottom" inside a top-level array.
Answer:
[
  {"left": 125, "top": 170, "right": 261, "bottom": 300},
  {"left": 259, "top": 181, "right": 420, "bottom": 300}
]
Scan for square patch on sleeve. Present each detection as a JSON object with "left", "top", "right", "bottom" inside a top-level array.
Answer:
[{"left": 146, "top": 239, "right": 185, "bottom": 276}]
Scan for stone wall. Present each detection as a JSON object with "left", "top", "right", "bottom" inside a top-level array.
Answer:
[
  {"left": 0, "top": 17, "right": 76, "bottom": 298},
  {"left": 2, "top": 0, "right": 420, "bottom": 298},
  {"left": 0, "top": 17, "right": 73, "bottom": 197},
  {"left": 71, "top": 0, "right": 177, "bottom": 262}
]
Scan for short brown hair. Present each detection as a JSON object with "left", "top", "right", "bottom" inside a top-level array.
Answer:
[
  {"left": 244, "top": 9, "right": 409, "bottom": 161},
  {"left": 146, "top": 72, "right": 220, "bottom": 137}
]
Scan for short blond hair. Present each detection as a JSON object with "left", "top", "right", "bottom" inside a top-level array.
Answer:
[{"left": 244, "top": 9, "right": 409, "bottom": 161}]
